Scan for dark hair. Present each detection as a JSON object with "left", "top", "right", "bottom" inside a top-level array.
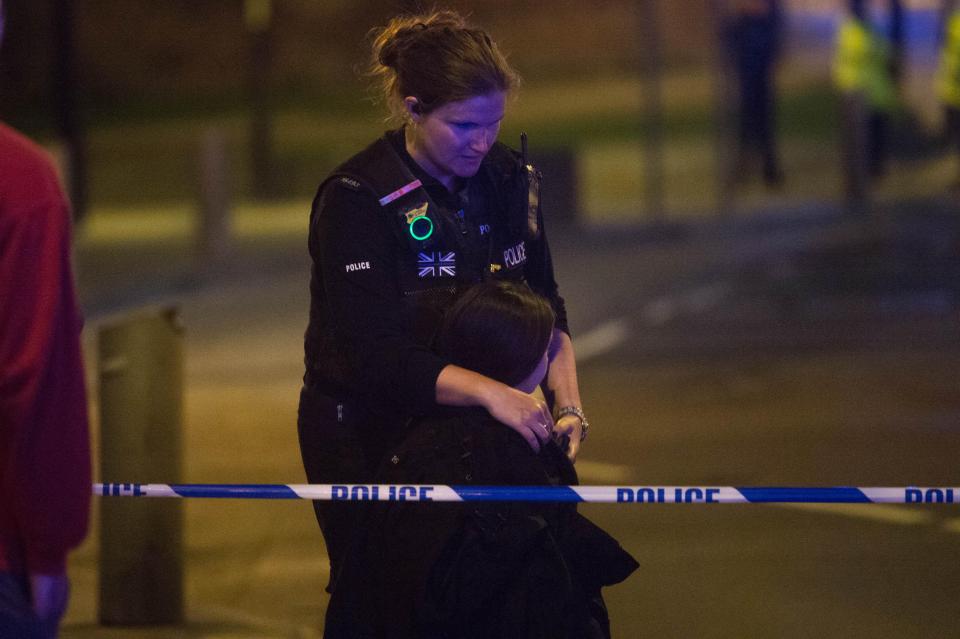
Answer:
[
  {"left": 434, "top": 281, "right": 554, "bottom": 388},
  {"left": 368, "top": 10, "right": 520, "bottom": 121}
]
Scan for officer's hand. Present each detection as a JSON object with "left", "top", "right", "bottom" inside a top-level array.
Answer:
[
  {"left": 554, "top": 414, "right": 583, "bottom": 462},
  {"left": 483, "top": 385, "right": 553, "bottom": 452}
]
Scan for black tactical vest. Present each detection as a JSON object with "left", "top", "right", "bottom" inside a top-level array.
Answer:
[{"left": 321, "top": 134, "right": 536, "bottom": 343}]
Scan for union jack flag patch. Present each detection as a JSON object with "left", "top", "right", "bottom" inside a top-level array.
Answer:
[{"left": 418, "top": 252, "right": 456, "bottom": 278}]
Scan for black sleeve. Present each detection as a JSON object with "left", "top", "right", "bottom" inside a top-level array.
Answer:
[
  {"left": 516, "top": 173, "right": 570, "bottom": 337},
  {"left": 311, "top": 180, "right": 449, "bottom": 415}
]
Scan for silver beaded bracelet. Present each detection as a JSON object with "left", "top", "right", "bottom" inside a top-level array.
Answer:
[{"left": 555, "top": 406, "right": 589, "bottom": 442}]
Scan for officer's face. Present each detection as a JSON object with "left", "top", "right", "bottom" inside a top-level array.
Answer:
[{"left": 405, "top": 91, "right": 506, "bottom": 190}]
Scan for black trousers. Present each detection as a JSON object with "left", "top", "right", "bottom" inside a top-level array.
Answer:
[
  {"left": 736, "top": 59, "right": 781, "bottom": 181},
  {"left": 297, "top": 386, "right": 371, "bottom": 592}
]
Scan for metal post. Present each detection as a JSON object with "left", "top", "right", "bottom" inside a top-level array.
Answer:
[
  {"left": 245, "top": 0, "right": 275, "bottom": 200},
  {"left": 98, "top": 307, "right": 184, "bottom": 625},
  {"left": 637, "top": 0, "right": 666, "bottom": 223},
  {"left": 52, "top": 0, "right": 87, "bottom": 221},
  {"left": 711, "top": 0, "right": 738, "bottom": 217},
  {"left": 197, "top": 127, "right": 232, "bottom": 278},
  {"left": 840, "top": 92, "right": 871, "bottom": 216}
]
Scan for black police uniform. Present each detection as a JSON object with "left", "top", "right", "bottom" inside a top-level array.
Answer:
[{"left": 298, "top": 128, "right": 568, "bottom": 585}]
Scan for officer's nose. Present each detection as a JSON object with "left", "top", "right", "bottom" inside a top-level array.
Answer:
[{"left": 470, "top": 128, "right": 493, "bottom": 154}]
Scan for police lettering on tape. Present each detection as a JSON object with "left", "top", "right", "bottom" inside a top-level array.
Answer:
[{"left": 94, "top": 484, "right": 960, "bottom": 505}]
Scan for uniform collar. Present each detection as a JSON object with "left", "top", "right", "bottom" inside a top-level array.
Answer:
[{"left": 386, "top": 128, "right": 471, "bottom": 202}]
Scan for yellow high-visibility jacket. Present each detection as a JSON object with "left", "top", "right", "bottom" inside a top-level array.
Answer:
[
  {"left": 833, "top": 16, "right": 896, "bottom": 111},
  {"left": 937, "top": 11, "right": 960, "bottom": 108}
]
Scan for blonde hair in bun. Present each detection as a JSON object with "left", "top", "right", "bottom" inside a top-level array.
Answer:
[{"left": 369, "top": 10, "right": 519, "bottom": 122}]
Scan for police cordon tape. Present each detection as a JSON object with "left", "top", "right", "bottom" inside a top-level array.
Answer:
[{"left": 94, "top": 484, "right": 960, "bottom": 504}]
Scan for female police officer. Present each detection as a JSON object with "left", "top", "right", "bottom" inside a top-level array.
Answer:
[{"left": 297, "top": 10, "right": 588, "bottom": 586}]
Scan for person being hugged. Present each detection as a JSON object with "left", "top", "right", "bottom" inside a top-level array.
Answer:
[{"left": 324, "top": 281, "right": 636, "bottom": 638}]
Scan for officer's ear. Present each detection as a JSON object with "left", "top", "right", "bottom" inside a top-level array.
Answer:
[{"left": 403, "top": 96, "right": 424, "bottom": 123}]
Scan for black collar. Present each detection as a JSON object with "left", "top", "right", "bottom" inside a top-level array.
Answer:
[{"left": 386, "top": 128, "right": 468, "bottom": 203}]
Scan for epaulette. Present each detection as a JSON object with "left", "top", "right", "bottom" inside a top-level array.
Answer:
[{"left": 336, "top": 176, "right": 362, "bottom": 191}]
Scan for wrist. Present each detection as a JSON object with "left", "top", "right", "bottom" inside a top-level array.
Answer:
[
  {"left": 554, "top": 405, "right": 589, "bottom": 441},
  {"left": 476, "top": 375, "right": 509, "bottom": 411}
]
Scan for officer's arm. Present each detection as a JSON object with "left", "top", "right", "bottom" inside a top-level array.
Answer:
[
  {"left": 541, "top": 330, "right": 585, "bottom": 461},
  {"left": 436, "top": 365, "right": 553, "bottom": 452},
  {"left": 517, "top": 159, "right": 582, "bottom": 457}
]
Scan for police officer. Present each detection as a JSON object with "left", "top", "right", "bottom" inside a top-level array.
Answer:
[
  {"left": 297, "top": 10, "right": 588, "bottom": 588},
  {"left": 833, "top": 0, "right": 896, "bottom": 183}
]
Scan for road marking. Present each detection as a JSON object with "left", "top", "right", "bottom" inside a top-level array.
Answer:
[
  {"left": 776, "top": 504, "right": 960, "bottom": 535},
  {"left": 575, "top": 318, "right": 630, "bottom": 363},
  {"left": 641, "top": 298, "right": 677, "bottom": 325},
  {"left": 941, "top": 518, "right": 960, "bottom": 534},
  {"left": 575, "top": 284, "right": 730, "bottom": 359},
  {"left": 773, "top": 503, "right": 934, "bottom": 526},
  {"left": 575, "top": 460, "right": 634, "bottom": 483},
  {"left": 641, "top": 282, "right": 732, "bottom": 326}
]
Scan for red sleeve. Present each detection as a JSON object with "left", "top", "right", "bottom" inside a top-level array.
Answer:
[{"left": 0, "top": 174, "right": 91, "bottom": 574}]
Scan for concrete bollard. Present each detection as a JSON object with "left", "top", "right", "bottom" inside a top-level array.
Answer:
[{"left": 98, "top": 306, "right": 184, "bottom": 625}]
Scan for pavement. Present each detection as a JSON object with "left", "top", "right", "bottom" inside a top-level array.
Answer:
[{"left": 61, "top": 194, "right": 960, "bottom": 638}]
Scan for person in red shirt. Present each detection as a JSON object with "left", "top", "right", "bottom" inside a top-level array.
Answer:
[{"left": 0, "top": 116, "right": 91, "bottom": 636}]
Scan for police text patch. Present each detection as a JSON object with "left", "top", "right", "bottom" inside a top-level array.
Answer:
[
  {"left": 345, "top": 261, "right": 371, "bottom": 273},
  {"left": 503, "top": 241, "right": 527, "bottom": 269}
]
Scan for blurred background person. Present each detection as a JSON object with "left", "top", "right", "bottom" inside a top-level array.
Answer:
[
  {"left": 722, "top": 0, "right": 785, "bottom": 188},
  {"left": 833, "top": 0, "right": 897, "bottom": 189},
  {"left": 0, "top": 4, "right": 92, "bottom": 636},
  {"left": 938, "top": 0, "right": 960, "bottom": 189}
]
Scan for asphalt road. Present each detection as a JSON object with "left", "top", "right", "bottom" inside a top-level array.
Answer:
[
  {"left": 554, "top": 212, "right": 960, "bottom": 638},
  {"left": 64, "top": 204, "right": 960, "bottom": 638}
]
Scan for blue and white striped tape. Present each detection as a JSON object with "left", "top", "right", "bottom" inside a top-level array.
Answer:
[{"left": 94, "top": 484, "right": 960, "bottom": 504}]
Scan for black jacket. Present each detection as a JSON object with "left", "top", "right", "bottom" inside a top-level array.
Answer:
[
  {"left": 324, "top": 410, "right": 638, "bottom": 639},
  {"left": 303, "top": 130, "right": 567, "bottom": 426}
]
